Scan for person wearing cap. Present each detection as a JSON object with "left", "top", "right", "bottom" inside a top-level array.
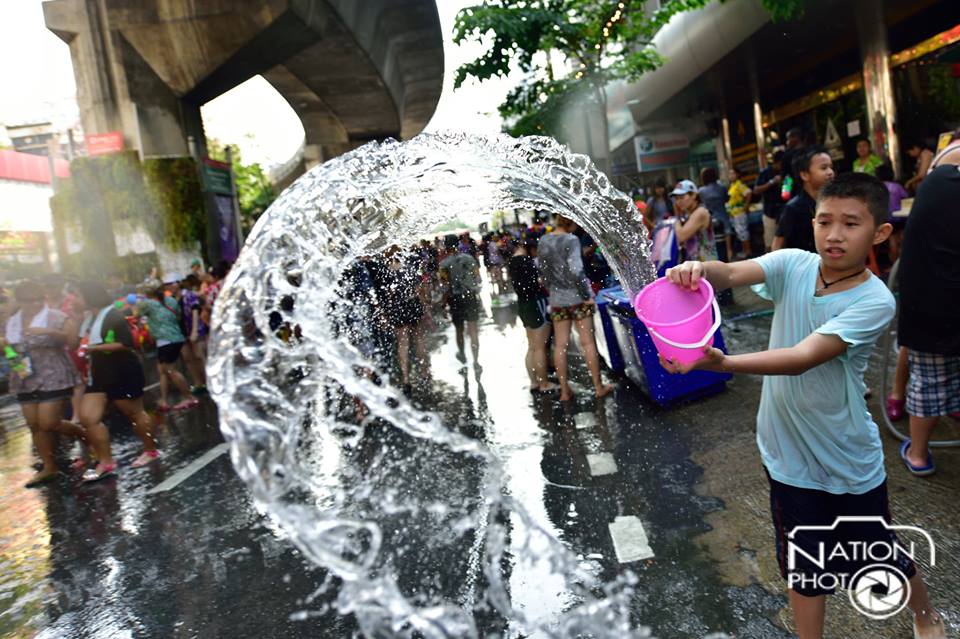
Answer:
[
  {"left": 672, "top": 180, "right": 717, "bottom": 262},
  {"left": 190, "top": 259, "right": 213, "bottom": 286}
]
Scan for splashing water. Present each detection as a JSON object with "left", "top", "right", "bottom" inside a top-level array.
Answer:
[{"left": 208, "top": 132, "right": 659, "bottom": 637}]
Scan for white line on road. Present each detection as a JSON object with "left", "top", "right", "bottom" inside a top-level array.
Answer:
[
  {"left": 147, "top": 443, "right": 229, "bottom": 495},
  {"left": 608, "top": 516, "right": 655, "bottom": 563},
  {"left": 586, "top": 452, "right": 618, "bottom": 476}
]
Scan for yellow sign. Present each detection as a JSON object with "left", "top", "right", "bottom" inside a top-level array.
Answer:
[{"left": 936, "top": 131, "right": 955, "bottom": 154}]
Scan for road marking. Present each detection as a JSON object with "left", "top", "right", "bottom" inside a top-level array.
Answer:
[
  {"left": 586, "top": 452, "right": 617, "bottom": 476},
  {"left": 573, "top": 414, "right": 594, "bottom": 430},
  {"left": 608, "top": 516, "right": 655, "bottom": 563},
  {"left": 147, "top": 443, "right": 229, "bottom": 494}
]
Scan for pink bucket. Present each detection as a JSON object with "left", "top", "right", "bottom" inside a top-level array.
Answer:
[{"left": 633, "top": 277, "right": 722, "bottom": 365}]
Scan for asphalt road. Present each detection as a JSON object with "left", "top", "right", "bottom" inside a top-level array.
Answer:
[{"left": 1, "top": 282, "right": 957, "bottom": 639}]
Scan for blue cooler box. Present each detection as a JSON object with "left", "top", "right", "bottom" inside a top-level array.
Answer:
[
  {"left": 595, "top": 287, "right": 626, "bottom": 374},
  {"left": 603, "top": 286, "right": 731, "bottom": 407}
]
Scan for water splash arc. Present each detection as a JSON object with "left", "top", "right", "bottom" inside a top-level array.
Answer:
[{"left": 207, "top": 131, "right": 656, "bottom": 638}]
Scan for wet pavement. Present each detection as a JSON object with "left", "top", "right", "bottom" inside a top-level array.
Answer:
[{"left": 1, "top": 282, "right": 959, "bottom": 638}]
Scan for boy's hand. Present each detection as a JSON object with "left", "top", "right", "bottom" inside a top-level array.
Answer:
[
  {"left": 665, "top": 261, "right": 706, "bottom": 290},
  {"left": 659, "top": 346, "right": 726, "bottom": 374}
]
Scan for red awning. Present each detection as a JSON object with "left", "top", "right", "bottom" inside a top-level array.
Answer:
[{"left": 0, "top": 149, "right": 70, "bottom": 184}]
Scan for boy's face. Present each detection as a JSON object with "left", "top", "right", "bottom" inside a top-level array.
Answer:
[
  {"left": 801, "top": 153, "right": 834, "bottom": 192},
  {"left": 814, "top": 197, "right": 892, "bottom": 270}
]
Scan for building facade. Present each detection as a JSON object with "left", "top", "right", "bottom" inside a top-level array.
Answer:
[{"left": 607, "top": 0, "right": 960, "bottom": 190}]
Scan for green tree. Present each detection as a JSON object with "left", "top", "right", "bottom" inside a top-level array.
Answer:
[
  {"left": 454, "top": 0, "right": 805, "bottom": 138},
  {"left": 207, "top": 139, "right": 276, "bottom": 235}
]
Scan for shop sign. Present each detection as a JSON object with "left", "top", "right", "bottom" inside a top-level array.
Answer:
[
  {"left": 86, "top": 131, "right": 124, "bottom": 156},
  {"left": 634, "top": 133, "right": 691, "bottom": 172},
  {"left": 0, "top": 231, "right": 44, "bottom": 255},
  {"left": 201, "top": 158, "right": 233, "bottom": 195}
]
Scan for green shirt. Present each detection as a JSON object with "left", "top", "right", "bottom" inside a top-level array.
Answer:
[
  {"left": 137, "top": 297, "right": 185, "bottom": 346},
  {"left": 853, "top": 153, "right": 883, "bottom": 176}
]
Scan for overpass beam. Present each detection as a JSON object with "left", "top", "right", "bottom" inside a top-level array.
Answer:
[{"left": 43, "top": 0, "right": 204, "bottom": 159}]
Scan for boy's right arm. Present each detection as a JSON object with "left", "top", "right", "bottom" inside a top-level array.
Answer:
[{"left": 665, "top": 259, "right": 765, "bottom": 293}]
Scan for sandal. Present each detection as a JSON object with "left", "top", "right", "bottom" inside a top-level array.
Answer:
[
  {"left": 900, "top": 440, "right": 935, "bottom": 477},
  {"left": 81, "top": 462, "right": 117, "bottom": 483},
  {"left": 70, "top": 457, "right": 92, "bottom": 472},
  {"left": 531, "top": 383, "right": 560, "bottom": 394},
  {"left": 172, "top": 398, "right": 200, "bottom": 411},
  {"left": 131, "top": 450, "right": 161, "bottom": 468},
  {"left": 25, "top": 471, "right": 60, "bottom": 488}
]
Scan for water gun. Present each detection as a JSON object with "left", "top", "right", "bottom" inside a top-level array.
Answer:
[
  {"left": 77, "top": 337, "right": 89, "bottom": 360},
  {"left": 780, "top": 175, "right": 794, "bottom": 201},
  {"left": 105, "top": 329, "right": 116, "bottom": 344},
  {"left": 5, "top": 345, "right": 32, "bottom": 379}
]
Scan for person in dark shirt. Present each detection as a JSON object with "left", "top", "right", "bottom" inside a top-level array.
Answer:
[
  {"left": 73, "top": 281, "right": 157, "bottom": 481},
  {"left": 507, "top": 238, "right": 556, "bottom": 393},
  {"left": 897, "top": 133, "right": 960, "bottom": 476},
  {"left": 699, "top": 167, "right": 731, "bottom": 259},
  {"left": 754, "top": 151, "right": 784, "bottom": 252},
  {"left": 773, "top": 147, "right": 834, "bottom": 253},
  {"left": 779, "top": 127, "right": 806, "bottom": 201}
]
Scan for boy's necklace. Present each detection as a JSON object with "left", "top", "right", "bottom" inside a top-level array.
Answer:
[{"left": 816, "top": 266, "right": 866, "bottom": 295}]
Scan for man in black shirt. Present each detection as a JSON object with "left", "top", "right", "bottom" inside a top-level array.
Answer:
[
  {"left": 754, "top": 150, "right": 784, "bottom": 252},
  {"left": 898, "top": 136, "right": 960, "bottom": 476},
  {"left": 773, "top": 147, "right": 834, "bottom": 253},
  {"left": 779, "top": 127, "right": 806, "bottom": 201}
]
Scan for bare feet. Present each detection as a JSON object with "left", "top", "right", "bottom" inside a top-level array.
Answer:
[
  {"left": 595, "top": 384, "right": 615, "bottom": 399},
  {"left": 559, "top": 386, "right": 574, "bottom": 402},
  {"left": 536, "top": 382, "right": 559, "bottom": 393}
]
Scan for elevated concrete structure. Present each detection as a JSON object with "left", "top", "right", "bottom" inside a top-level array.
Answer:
[{"left": 43, "top": 0, "right": 444, "bottom": 168}]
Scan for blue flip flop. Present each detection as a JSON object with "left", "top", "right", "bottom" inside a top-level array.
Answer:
[{"left": 900, "top": 440, "right": 935, "bottom": 477}]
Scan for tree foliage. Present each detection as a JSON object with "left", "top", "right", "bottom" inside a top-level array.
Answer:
[
  {"left": 207, "top": 139, "right": 276, "bottom": 235},
  {"left": 49, "top": 152, "right": 211, "bottom": 279},
  {"left": 454, "top": 0, "right": 806, "bottom": 137}
]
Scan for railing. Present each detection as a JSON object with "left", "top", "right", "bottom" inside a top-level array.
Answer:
[{"left": 268, "top": 137, "right": 306, "bottom": 190}]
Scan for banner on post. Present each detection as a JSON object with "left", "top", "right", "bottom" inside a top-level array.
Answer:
[{"left": 86, "top": 132, "right": 124, "bottom": 156}]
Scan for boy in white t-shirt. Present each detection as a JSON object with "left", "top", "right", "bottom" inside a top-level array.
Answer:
[{"left": 663, "top": 173, "right": 945, "bottom": 639}]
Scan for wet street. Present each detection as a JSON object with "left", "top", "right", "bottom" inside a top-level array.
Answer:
[{"left": 1, "top": 282, "right": 959, "bottom": 639}]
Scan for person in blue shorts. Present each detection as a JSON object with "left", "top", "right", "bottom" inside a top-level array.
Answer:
[{"left": 662, "top": 173, "right": 945, "bottom": 639}]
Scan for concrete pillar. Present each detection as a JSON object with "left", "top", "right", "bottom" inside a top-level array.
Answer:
[
  {"left": 720, "top": 116, "right": 733, "bottom": 176},
  {"left": 44, "top": 0, "right": 199, "bottom": 160},
  {"left": 855, "top": 0, "right": 900, "bottom": 177},
  {"left": 749, "top": 54, "right": 767, "bottom": 169}
]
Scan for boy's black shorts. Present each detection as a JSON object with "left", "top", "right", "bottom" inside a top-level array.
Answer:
[{"left": 766, "top": 469, "right": 917, "bottom": 597}]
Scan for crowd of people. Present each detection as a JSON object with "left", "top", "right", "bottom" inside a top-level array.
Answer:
[
  {"left": 632, "top": 128, "right": 932, "bottom": 276},
  {"left": 653, "top": 129, "right": 959, "bottom": 639},
  {"left": 331, "top": 216, "right": 618, "bottom": 408},
  {"left": 3, "top": 126, "right": 956, "bottom": 637},
  {"left": 1, "top": 260, "right": 230, "bottom": 486}
]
